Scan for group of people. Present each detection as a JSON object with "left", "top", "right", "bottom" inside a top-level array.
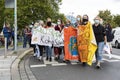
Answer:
[
  {"left": 3, "top": 14, "right": 113, "bottom": 69},
  {"left": 29, "top": 14, "right": 114, "bottom": 69},
  {"left": 31, "top": 18, "right": 64, "bottom": 62}
]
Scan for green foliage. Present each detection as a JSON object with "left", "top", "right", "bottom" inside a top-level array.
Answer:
[
  {"left": 0, "top": 0, "right": 65, "bottom": 30},
  {"left": 17, "top": 0, "right": 64, "bottom": 28},
  {"left": 113, "top": 15, "right": 120, "bottom": 27},
  {"left": 98, "top": 10, "right": 120, "bottom": 28},
  {"left": 0, "top": 0, "right": 5, "bottom": 32}
]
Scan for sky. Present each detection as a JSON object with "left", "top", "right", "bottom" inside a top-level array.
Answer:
[{"left": 60, "top": 0, "right": 120, "bottom": 22}]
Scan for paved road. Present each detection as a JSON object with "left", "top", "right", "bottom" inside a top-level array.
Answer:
[{"left": 28, "top": 48, "right": 120, "bottom": 80}]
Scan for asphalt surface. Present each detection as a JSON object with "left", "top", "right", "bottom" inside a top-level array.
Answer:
[{"left": 28, "top": 48, "right": 120, "bottom": 80}]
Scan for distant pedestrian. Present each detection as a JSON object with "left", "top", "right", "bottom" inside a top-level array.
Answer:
[
  {"left": 23, "top": 26, "right": 32, "bottom": 48},
  {"left": 3, "top": 22, "right": 12, "bottom": 49},
  {"left": 104, "top": 23, "right": 113, "bottom": 57}
]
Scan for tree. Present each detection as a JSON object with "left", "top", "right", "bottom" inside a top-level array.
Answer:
[
  {"left": 98, "top": 10, "right": 113, "bottom": 24},
  {"left": 0, "top": 0, "right": 65, "bottom": 30},
  {"left": 98, "top": 10, "right": 120, "bottom": 28},
  {"left": 17, "top": 0, "right": 64, "bottom": 29},
  {"left": 113, "top": 15, "right": 120, "bottom": 27},
  {"left": 0, "top": 0, "right": 5, "bottom": 32}
]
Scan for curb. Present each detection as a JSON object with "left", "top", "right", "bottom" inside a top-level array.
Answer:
[{"left": 11, "top": 48, "right": 33, "bottom": 80}]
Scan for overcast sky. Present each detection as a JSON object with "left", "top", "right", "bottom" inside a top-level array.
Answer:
[{"left": 60, "top": 0, "right": 120, "bottom": 22}]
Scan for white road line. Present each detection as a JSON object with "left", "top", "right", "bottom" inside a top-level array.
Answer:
[
  {"left": 30, "top": 64, "right": 46, "bottom": 68},
  {"left": 71, "top": 63, "right": 78, "bottom": 65},
  {"left": 0, "top": 69, "right": 10, "bottom": 71},
  {"left": 102, "top": 58, "right": 120, "bottom": 62},
  {"left": 43, "top": 57, "right": 58, "bottom": 64},
  {"left": 52, "top": 63, "right": 67, "bottom": 66},
  {"left": 103, "top": 54, "right": 120, "bottom": 60}
]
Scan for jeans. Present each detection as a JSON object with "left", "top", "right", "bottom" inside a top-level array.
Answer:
[
  {"left": 45, "top": 46, "right": 52, "bottom": 58},
  {"left": 35, "top": 45, "right": 40, "bottom": 58},
  {"left": 6, "top": 36, "right": 10, "bottom": 49},
  {"left": 23, "top": 36, "right": 31, "bottom": 48},
  {"left": 95, "top": 42, "right": 104, "bottom": 61}
]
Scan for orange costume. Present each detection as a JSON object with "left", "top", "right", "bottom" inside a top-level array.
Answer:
[
  {"left": 77, "top": 22, "right": 97, "bottom": 65},
  {"left": 64, "top": 26, "right": 79, "bottom": 61}
]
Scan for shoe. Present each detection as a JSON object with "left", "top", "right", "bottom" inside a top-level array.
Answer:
[
  {"left": 49, "top": 57, "right": 52, "bottom": 62},
  {"left": 38, "top": 56, "right": 42, "bottom": 61},
  {"left": 96, "top": 65, "right": 102, "bottom": 69},
  {"left": 54, "top": 57, "right": 58, "bottom": 61},
  {"left": 82, "top": 62, "right": 86, "bottom": 67},
  {"left": 46, "top": 56, "right": 48, "bottom": 60},
  {"left": 65, "top": 60, "right": 70, "bottom": 63},
  {"left": 33, "top": 54, "right": 36, "bottom": 57}
]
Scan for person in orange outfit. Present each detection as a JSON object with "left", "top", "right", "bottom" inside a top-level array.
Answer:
[{"left": 77, "top": 15, "right": 97, "bottom": 66}]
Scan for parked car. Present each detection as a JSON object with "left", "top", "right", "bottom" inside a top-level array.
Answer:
[{"left": 111, "top": 27, "right": 120, "bottom": 48}]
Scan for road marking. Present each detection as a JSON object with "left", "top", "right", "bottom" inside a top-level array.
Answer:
[
  {"left": 43, "top": 57, "right": 58, "bottom": 64},
  {"left": 0, "top": 69, "right": 10, "bottom": 71},
  {"left": 71, "top": 62, "right": 79, "bottom": 65},
  {"left": 102, "top": 58, "right": 120, "bottom": 62},
  {"left": 52, "top": 63, "right": 67, "bottom": 66},
  {"left": 103, "top": 54, "right": 120, "bottom": 60},
  {"left": 30, "top": 64, "right": 46, "bottom": 68}
]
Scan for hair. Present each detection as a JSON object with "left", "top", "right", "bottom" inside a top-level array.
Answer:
[
  {"left": 94, "top": 16, "right": 100, "bottom": 20},
  {"left": 76, "top": 15, "right": 82, "bottom": 24},
  {"left": 106, "top": 23, "right": 112, "bottom": 29},
  {"left": 83, "top": 14, "right": 89, "bottom": 20},
  {"left": 58, "top": 19, "right": 63, "bottom": 24}
]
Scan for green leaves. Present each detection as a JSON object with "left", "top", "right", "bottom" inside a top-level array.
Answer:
[
  {"left": 0, "top": 0, "right": 65, "bottom": 30},
  {"left": 98, "top": 10, "right": 120, "bottom": 28}
]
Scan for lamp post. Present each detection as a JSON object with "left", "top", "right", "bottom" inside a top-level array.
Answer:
[{"left": 14, "top": 0, "right": 17, "bottom": 52}]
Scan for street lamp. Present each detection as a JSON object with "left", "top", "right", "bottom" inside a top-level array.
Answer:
[{"left": 14, "top": 0, "right": 17, "bottom": 52}]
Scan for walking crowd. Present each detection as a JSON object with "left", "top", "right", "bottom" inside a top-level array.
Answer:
[{"left": 2, "top": 14, "right": 114, "bottom": 69}]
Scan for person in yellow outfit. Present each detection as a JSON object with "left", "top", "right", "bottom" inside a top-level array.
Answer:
[{"left": 77, "top": 15, "right": 97, "bottom": 66}]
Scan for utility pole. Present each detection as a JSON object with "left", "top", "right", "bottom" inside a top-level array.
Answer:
[{"left": 14, "top": 0, "right": 17, "bottom": 52}]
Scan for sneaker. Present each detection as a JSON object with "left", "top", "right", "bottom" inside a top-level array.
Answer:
[
  {"left": 33, "top": 54, "right": 36, "bottom": 57},
  {"left": 49, "top": 57, "right": 52, "bottom": 62},
  {"left": 38, "top": 56, "right": 42, "bottom": 60},
  {"left": 54, "top": 57, "right": 58, "bottom": 61},
  {"left": 46, "top": 57, "right": 48, "bottom": 60},
  {"left": 82, "top": 62, "right": 86, "bottom": 67},
  {"left": 96, "top": 65, "right": 102, "bottom": 69}
]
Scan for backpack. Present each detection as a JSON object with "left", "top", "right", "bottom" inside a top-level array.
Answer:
[{"left": 111, "top": 32, "right": 114, "bottom": 40}]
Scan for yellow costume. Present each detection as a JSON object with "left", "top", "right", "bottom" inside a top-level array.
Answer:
[{"left": 77, "top": 22, "right": 97, "bottom": 65}]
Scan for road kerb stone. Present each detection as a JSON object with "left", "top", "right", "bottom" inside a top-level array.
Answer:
[{"left": 11, "top": 48, "right": 33, "bottom": 80}]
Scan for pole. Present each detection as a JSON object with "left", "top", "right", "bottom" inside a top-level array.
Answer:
[{"left": 14, "top": 0, "right": 17, "bottom": 52}]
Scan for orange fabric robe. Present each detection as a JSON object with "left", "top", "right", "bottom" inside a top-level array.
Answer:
[
  {"left": 64, "top": 26, "right": 79, "bottom": 60},
  {"left": 77, "top": 25, "right": 90, "bottom": 62},
  {"left": 77, "top": 22, "right": 97, "bottom": 65}
]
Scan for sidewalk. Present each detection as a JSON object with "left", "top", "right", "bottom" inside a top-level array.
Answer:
[{"left": 0, "top": 46, "right": 32, "bottom": 80}]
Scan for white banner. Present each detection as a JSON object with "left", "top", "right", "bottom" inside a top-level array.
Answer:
[{"left": 31, "top": 27, "right": 64, "bottom": 47}]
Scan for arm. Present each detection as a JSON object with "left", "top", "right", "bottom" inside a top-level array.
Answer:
[{"left": 103, "top": 26, "right": 107, "bottom": 44}]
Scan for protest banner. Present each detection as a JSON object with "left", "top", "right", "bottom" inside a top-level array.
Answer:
[
  {"left": 31, "top": 27, "right": 64, "bottom": 47},
  {"left": 64, "top": 27, "right": 79, "bottom": 61}
]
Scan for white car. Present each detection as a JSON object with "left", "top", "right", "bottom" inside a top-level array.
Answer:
[{"left": 111, "top": 27, "right": 120, "bottom": 48}]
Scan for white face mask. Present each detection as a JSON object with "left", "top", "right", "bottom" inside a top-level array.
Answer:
[
  {"left": 77, "top": 18, "right": 80, "bottom": 21},
  {"left": 94, "top": 20, "right": 100, "bottom": 24},
  {"left": 57, "top": 21, "right": 61, "bottom": 25},
  {"left": 100, "top": 21, "right": 103, "bottom": 24}
]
